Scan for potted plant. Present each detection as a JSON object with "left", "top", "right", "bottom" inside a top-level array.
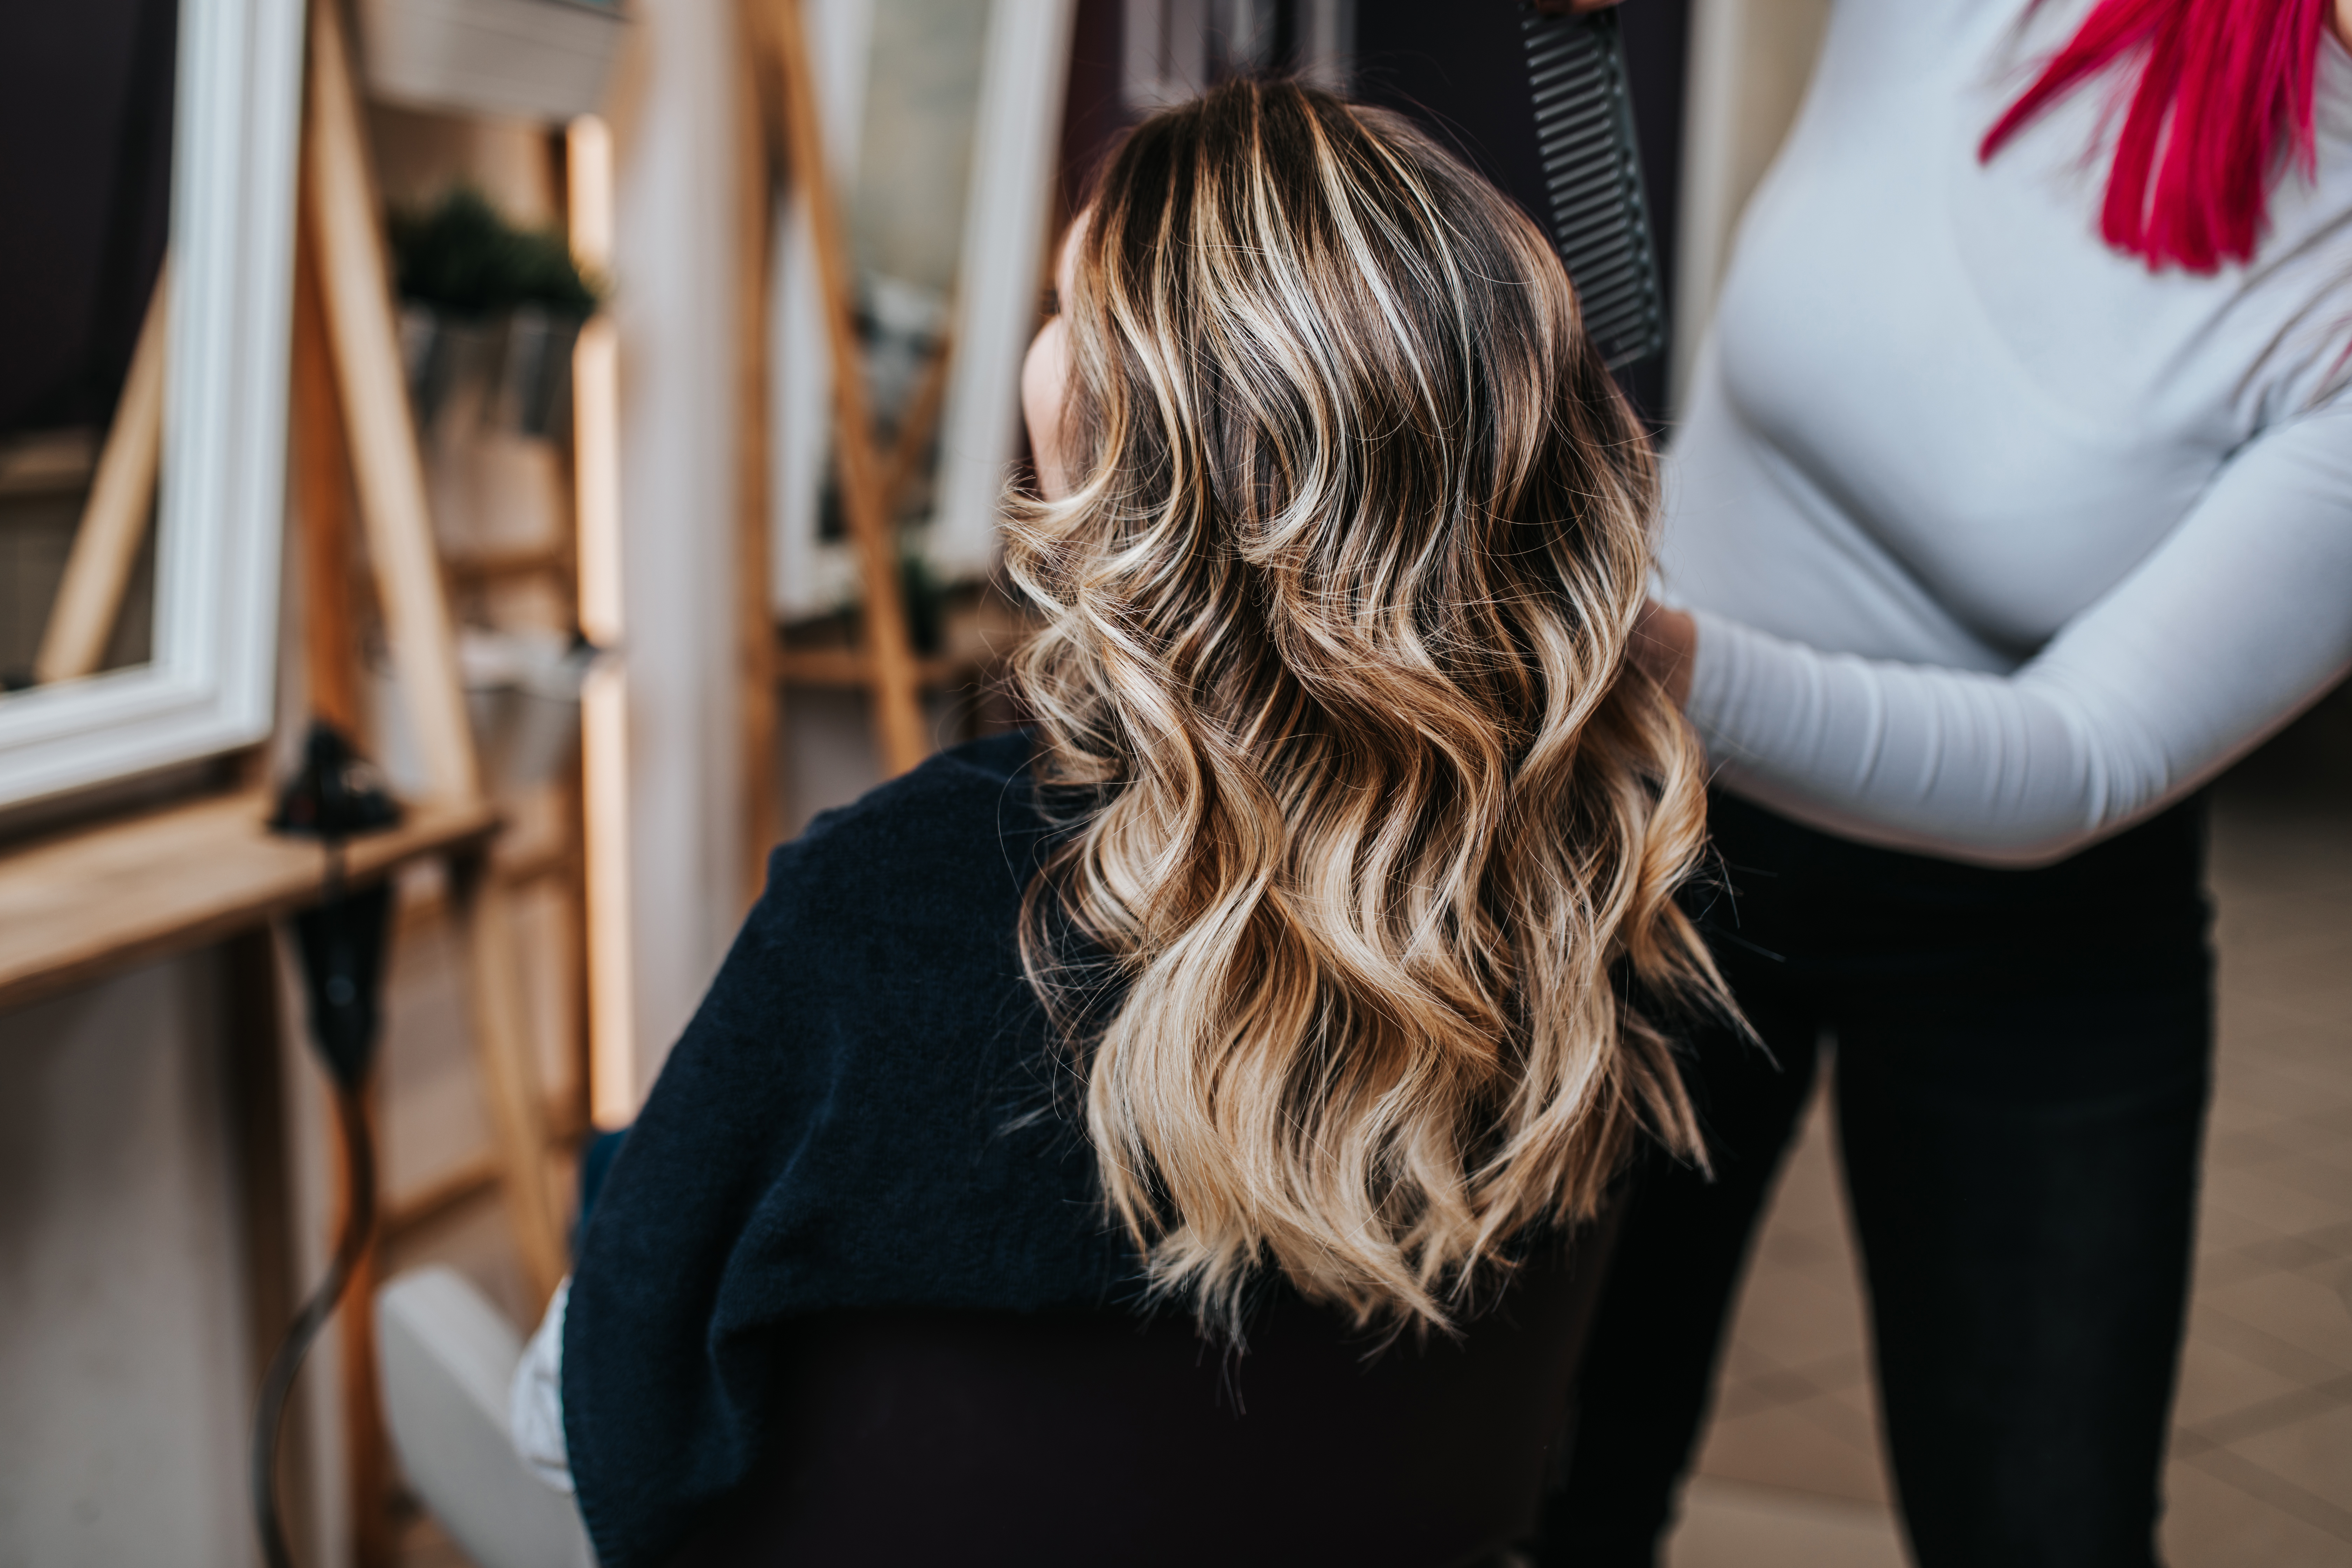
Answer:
[{"left": 390, "top": 187, "right": 601, "bottom": 441}]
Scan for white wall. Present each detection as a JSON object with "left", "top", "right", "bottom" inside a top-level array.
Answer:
[
  {"left": 0, "top": 956, "right": 256, "bottom": 1568},
  {"left": 610, "top": 0, "right": 747, "bottom": 1097}
]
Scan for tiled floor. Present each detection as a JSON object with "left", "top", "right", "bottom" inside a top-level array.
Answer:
[{"left": 1672, "top": 761, "right": 2352, "bottom": 1567}]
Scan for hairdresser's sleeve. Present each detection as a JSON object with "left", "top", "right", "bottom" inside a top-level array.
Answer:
[{"left": 1683, "top": 399, "right": 2352, "bottom": 864}]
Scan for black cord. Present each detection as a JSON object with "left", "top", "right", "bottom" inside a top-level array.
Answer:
[
  {"left": 252, "top": 723, "right": 402, "bottom": 1566},
  {"left": 250, "top": 1075, "right": 376, "bottom": 1568}
]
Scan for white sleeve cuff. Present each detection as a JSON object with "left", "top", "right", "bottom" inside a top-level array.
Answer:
[{"left": 508, "top": 1276, "right": 574, "bottom": 1495}]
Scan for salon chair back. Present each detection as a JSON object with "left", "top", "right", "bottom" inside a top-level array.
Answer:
[
  {"left": 376, "top": 1267, "right": 594, "bottom": 1568},
  {"left": 668, "top": 1219, "right": 1616, "bottom": 1568}
]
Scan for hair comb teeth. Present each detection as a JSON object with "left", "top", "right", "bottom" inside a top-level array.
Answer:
[{"left": 1522, "top": 9, "right": 1667, "bottom": 370}]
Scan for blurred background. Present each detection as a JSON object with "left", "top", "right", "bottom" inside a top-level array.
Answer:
[{"left": 0, "top": 2, "right": 2343, "bottom": 1564}]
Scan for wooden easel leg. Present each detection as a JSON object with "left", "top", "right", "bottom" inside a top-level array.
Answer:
[
  {"left": 305, "top": 0, "right": 480, "bottom": 805},
  {"left": 748, "top": 0, "right": 931, "bottom": 778},
  {"left": 449, "top": 852, "right": 571, "bottom": 1306},
  {"left": 290, "top": 222, "right": 395, "bottom": 1567},
  {"left": 565, "top": 117, "right": 639, "bottom": 1130},
  {"left": 301, "top": 6, "right": 573, "bottom": 1554},
  {"left": 307, "top": 0, "right": 566, "bottom": 1302},
  {"left": 35, "top": 263, "right": 170, "bottom": 685},
  {"left": 736, "top": 3, "right": 782, "bottom": 905},
  {"left": 293, "top": 227, "right": 362, "bottom": 735}
]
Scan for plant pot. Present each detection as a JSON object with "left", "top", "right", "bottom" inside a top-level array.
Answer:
[
  {"left": 470, "top": 629, "right": 596, "bottom": 794},
  {"left": 370, "top": 629, "right": 595, "bottom": 800},
  {"left": 401, "top": 305, "right": 581, "bottom": 440},
  {"left": 498, "top": 307, "right": 581, "bottom": 438},
  {"left": 358, "top": 0, "right": 629, "bottom": 125}
]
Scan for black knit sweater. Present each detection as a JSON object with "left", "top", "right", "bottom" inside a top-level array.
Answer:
[
  {"left": 560, "top": 733, "right": 1626, "bottom": 1568},
  {"left": 561, "top": 733, "right": 1142, "bottom": 1568}
]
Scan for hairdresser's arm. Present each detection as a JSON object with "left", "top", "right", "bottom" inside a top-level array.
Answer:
[
  {"left": 1631, "top": 601, "right": 1696, "bottom": 707},
  {"left": 1667, "top": 399, "right": 2352, "bottom": 865}
]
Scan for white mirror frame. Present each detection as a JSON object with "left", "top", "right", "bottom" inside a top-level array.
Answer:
[{"left": 0, "top": 0, "right": 304, "bottom": 808}]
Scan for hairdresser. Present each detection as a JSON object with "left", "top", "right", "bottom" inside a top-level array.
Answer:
[{"left": 1541, "top": 0, "right": 2352, "bottom": 1564}]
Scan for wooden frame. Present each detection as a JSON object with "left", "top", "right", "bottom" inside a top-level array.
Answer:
[
  {"left": 0, "top": 0, "right": 305, "bottom": 807},
  {"left": 298, "top": 0, "right": 571, "bottom": 1291},
  {"left": 0, "top": 792, "right": 497, "bottom": 1013}
]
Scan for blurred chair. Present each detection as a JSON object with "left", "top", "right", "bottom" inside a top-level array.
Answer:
[{"left": 376, "top": 1267, "right": 593, "bottom": 1568}]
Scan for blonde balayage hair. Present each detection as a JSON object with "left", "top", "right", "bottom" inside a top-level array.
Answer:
[{"left": 1008, "top": 79, "right": 1722, "bottom": 1336}]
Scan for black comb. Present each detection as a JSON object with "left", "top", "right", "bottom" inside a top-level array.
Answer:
[{"left": 1521, "top": 9, "right": 1666, "bottom": 369}]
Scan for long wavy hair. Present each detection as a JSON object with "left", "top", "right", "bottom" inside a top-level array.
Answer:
[{"left": 1006, "top": 80, "right": 1724, "bottom": 1337}]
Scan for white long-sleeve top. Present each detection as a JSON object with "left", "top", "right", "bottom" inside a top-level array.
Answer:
[{"left": 1662, "top": 0, "right": 2352, "bottom": 865}]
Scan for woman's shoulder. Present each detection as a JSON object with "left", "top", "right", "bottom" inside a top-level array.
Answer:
[
  {"left": 649, "top": 730, "right": 1054, "bottom": 1102},
  {"left": 595, "top": 727, "right": 1076, "bottom": 1279},
  {"left": 754, "top": 730, "right": 1046, "bottom": 936},
  {"left": 789, "top": 729, "right": 1038, "bottom": 849}
]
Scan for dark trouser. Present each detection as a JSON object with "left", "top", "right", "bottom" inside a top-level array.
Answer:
[{"left": 1540, "top": 792, "right": 2213, "bottom": 1568}]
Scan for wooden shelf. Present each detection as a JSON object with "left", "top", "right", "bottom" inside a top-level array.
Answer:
[
  {"left": 441, "top": 543, "right": 571, "bottom": 583},
  {"left": 0, "top": 790, "right": 498, "bottom": 1012},
  {"left": 388, "top": 841, "right": 576, "bottom": 938}
]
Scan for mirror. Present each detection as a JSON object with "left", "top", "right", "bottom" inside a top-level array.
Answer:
[
  {"left": 769, "top": 0, "right": 1074, "bottom": 624},
  {"left": 0, "top": 0, "right": 174, "bottom": 695},
  {"left": 0, "top": 0, "right": 303, "bottom": 807}
]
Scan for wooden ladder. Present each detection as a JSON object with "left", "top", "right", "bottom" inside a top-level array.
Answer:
[{"left": 293, "top": 2, "right": 575, "bottom": 1559}]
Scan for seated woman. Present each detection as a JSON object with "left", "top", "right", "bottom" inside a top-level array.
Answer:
[{"left": 513, "top": 78, "right": 1729, "bottom": 1568}]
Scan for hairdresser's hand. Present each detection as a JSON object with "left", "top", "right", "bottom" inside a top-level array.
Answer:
[{"left": 1631, "top": 601, "right": 1696, "bottom": 708}]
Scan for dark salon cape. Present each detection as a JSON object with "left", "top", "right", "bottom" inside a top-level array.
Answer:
[{"left": 561, "top": 733, "right": 1140, "bottom": 1568}]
